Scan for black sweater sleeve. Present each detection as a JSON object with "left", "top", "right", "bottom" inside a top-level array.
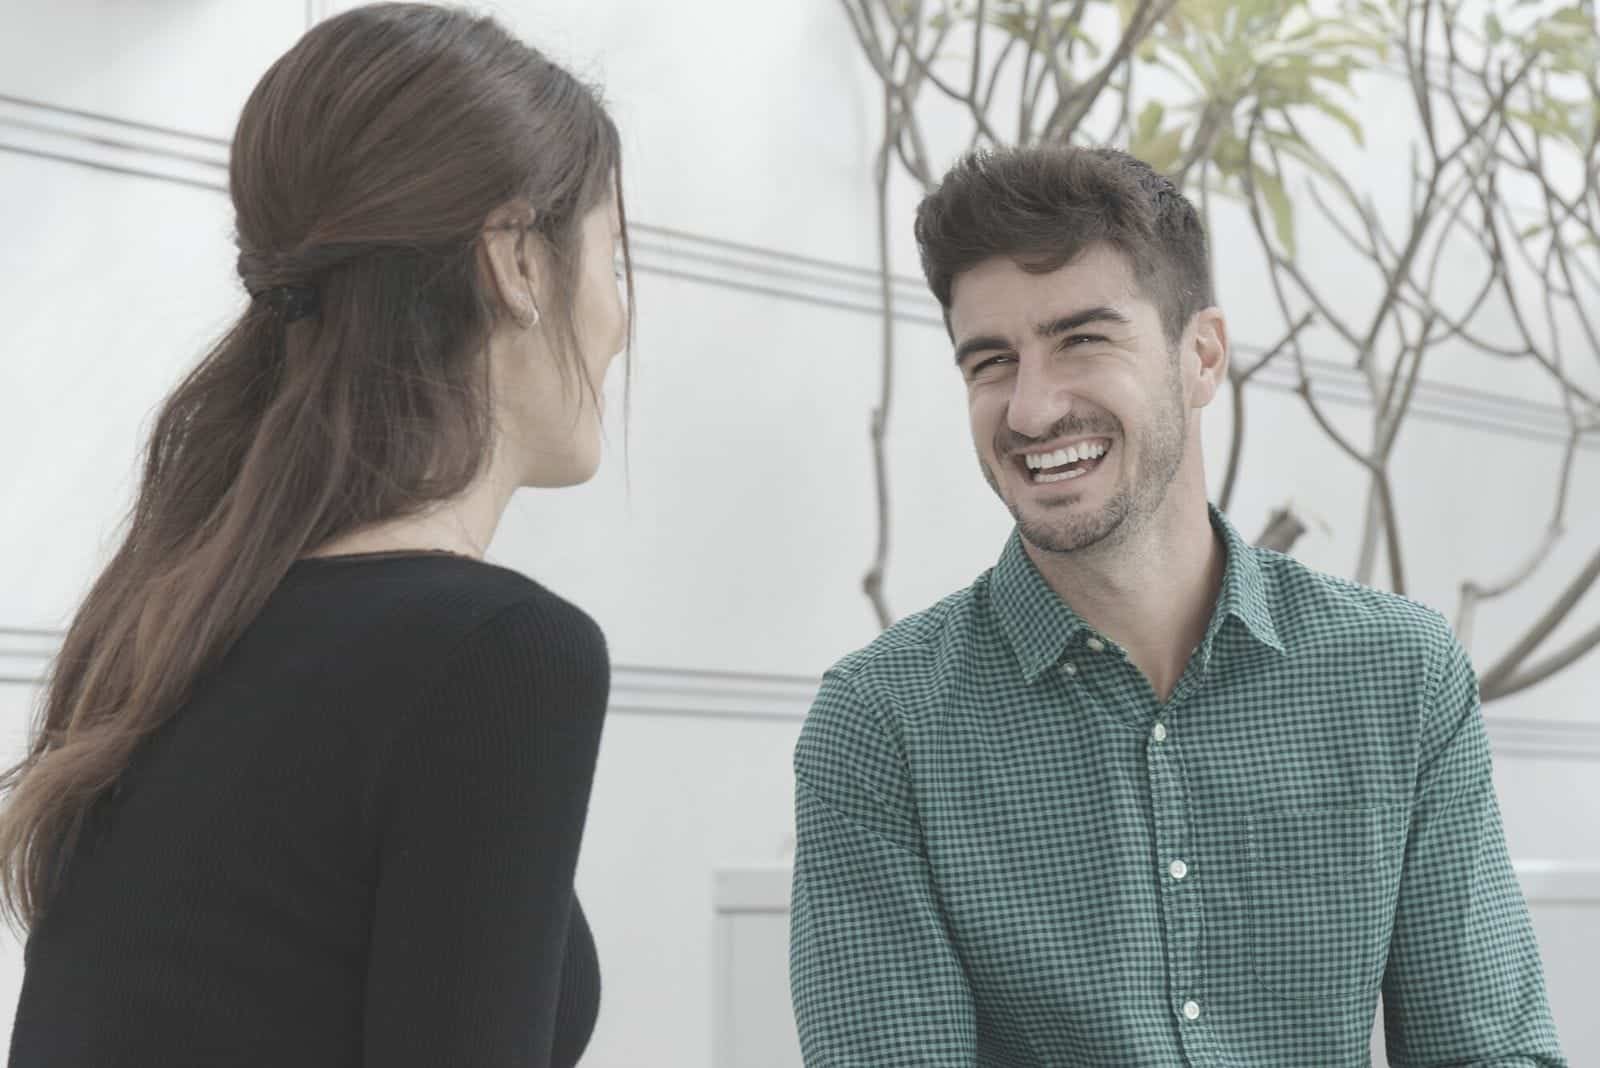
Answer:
[{"left": 360, "top": 593, "right": 609, "bottom": 1067}]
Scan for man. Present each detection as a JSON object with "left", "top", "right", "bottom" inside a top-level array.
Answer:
[{"left": 788, "top": 146, "right": 1565, "bottom": 1066}]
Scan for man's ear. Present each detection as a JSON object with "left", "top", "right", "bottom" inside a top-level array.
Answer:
[
  {"left": 1186, "top": 307, "right": 1229, "bottom": 409},
  {"left": 479, "top": 199, "right": 540, "bottom": 325}
]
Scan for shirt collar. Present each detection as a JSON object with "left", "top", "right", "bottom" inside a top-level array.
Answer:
[
  {"left": 1209, "top": 503, "right": 1285, "bottom": 657},
  {"left": 990, "top": 503, "right": 1285, "bottom": 683}
]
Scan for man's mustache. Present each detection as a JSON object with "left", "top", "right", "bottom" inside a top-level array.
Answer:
[{"left": 994, "top": 417, "right": 1119, "bottom": 457}]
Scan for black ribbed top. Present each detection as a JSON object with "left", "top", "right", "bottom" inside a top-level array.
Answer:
[{"left": 9, "top": 552, "right": 608, "bottom": 1067}]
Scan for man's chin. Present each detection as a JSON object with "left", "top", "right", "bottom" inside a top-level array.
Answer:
[{"left": 1011, "top": 496, "right": 1127, "bottom": 555}]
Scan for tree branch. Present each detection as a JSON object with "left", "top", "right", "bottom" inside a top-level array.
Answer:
[
  {"left": 1219, "top": 312, "right": 1315, "bottom": 513},
  {"left": 1483, "top": 617, "right": 1600, "bottom": 702},
  {"left": 1043, "top": 0, "right": 1177, "bottom": 143},
  {"left": 1479, "top": 542, "right": 1600, "bottom": 696}
]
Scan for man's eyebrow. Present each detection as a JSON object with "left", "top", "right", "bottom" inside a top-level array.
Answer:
[
  {"left": 954, "top": 306, "right": 1133, "bottom": 365},
  {"left": 953, "top": 334, "right": 1011, "bottom": 365},
  {"left": 1036, "top": 306, "right": 1132, "bottom": 339}
]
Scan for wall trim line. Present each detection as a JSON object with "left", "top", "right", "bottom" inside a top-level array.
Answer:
[
  {"left": 0, "top": 92, "right": 1592, "bottom": 449},
  {"left": 2, "top": 632, "right": 1597, "bottom": 758}
]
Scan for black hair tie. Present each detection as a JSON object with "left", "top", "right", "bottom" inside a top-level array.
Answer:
[{"left": 260, "top": 284, "right": 320, "bottom": 323}]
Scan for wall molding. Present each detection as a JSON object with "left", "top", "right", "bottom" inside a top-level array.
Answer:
[
  {"left": 1, "top": 91, "right": 1594, "bottom": 450},
  {"left": 0, "top": 92, "right": 228, "bottom": 192},
  {"left": 0, "top": 627, "right": 56, "bottom": 688},
  {"left": 3, "top": 628, "right": 1599, "bottom": 757},
  {"left": 607, "top": 665, "right": 818, "bottom": 724}
]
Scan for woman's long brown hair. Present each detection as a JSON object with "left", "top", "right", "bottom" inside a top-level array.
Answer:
[{"left": 0, "top": 2, "right": 633, "bottom": 930}]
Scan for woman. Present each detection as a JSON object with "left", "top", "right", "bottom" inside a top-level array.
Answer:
[{"left": 0, "top": 5, "right": 631, "bottom": 1065}]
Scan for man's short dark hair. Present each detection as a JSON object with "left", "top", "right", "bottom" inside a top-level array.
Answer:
[{"left": 914, "top": 145, "right": 1213, "bottom": 346}]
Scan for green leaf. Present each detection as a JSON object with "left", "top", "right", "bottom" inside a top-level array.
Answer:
[
  {"left": 1211, "top": 127, "right": 1250, "bottom": 175},
  {"left": 1308, "top": 58, "right": 1357, "bottom": 89},
  {"left": 1548, "top": 6, "right": 1592, "bottom": 29},
  {"left": 1485, "top": 12, "right": 1504, "bottom": 43},
  {"left": 1519, "top": 221, "right": 1548, "bottom": 239},
  {"left": 1255, "top": 165, "right": 1297, "bottom": 257},
  {"left": 1134, "top": 126, "right": 1187, "bottom": 172},
  {"left": 1509, "top": 107, "right": 1563, "bottom": 138},
  {"left": 1309, "top": 95, "right": 1365, "bottom": 146},
  {"left": 1263, "top": 129, "right": 1342, "bottom": 183},
  {"left": 1137, "top": 101, "right": 1167, "bottom": 143}
]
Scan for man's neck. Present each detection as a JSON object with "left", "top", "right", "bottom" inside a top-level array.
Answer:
[{"left": 1024, "top": 494, "right": 1225, "bottom": 702}]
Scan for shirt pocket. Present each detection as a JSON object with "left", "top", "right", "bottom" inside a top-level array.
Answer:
[{"left": 1246, "top": 802, "right": 1407, "bottom": 1001}]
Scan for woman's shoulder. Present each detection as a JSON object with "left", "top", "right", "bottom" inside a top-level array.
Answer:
[{"left": 267, "top": 552, "right": 608, "bottom": 691}]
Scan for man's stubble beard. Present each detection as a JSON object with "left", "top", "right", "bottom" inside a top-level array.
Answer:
[{"left": 982, "top": 366, "right": 1188, "bottom": 556}]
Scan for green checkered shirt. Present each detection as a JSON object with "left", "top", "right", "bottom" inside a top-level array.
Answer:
[{"left": 790, "top": 506, "right": 1565, "bottom": 1067}]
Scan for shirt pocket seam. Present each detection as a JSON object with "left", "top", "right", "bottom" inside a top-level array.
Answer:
[{"left": 1245, "top": 802, "right": 1406, "bottom": 1002}]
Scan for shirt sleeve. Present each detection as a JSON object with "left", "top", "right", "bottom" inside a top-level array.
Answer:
[
  {"left": 789, "top": 668, "right": 977, "bottom": 1067},
  {"left": 361, "top": 595, "right": 609, "bottom": 1067},
  {"left": 1381, "top": 626, "right": 1567, "bottom": 1067}
]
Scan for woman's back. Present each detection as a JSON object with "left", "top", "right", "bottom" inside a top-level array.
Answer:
[{"left": 9, "top": 552, "right": 608, "bottom": 1067}]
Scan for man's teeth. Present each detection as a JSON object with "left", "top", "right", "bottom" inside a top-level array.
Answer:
[{"left": 1024, "top": 440, "right": 1109, "bottom": 471}]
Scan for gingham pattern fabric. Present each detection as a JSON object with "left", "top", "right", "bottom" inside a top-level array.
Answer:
[{"left": 790, "top": 506, "right": 1565, "bottom": 1067}]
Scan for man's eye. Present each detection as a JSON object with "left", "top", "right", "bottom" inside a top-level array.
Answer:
[{"left": 970, "top": 355, "right": 1014, "bottom": 376}]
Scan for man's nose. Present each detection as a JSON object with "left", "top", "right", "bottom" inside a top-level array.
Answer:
[{"left": 1005, "top": 355, "right": 1073, "bottom": 441}]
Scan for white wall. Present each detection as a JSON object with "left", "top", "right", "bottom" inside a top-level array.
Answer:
[{"left": 2, "top": 2, "right": 1597, "bottom": 1066}]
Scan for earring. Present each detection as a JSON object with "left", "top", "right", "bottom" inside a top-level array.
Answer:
[{"left": 527, "top": 302, "right": 541, "bottom": 328}]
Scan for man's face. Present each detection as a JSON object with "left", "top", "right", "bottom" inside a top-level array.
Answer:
[{"left": 949, "top": 243, "right": 1199, "bottom": 556}]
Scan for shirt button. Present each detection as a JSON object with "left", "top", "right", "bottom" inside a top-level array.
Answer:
[
  {"left": 1169, "top": 859, "right": 1189, "bottom": 880},
  {"left": 1086, "top": 637, "right": 1105, "bottom": 652},
  {"left": 1062, "top": 662, "right": 1077, "bottom": 676},
  {"left": 1183, "top": 1000, "right": 1201, "bottom": 1020},
  {"left": 1152, "top": 723, "right": 1167, "bottom": 742}
]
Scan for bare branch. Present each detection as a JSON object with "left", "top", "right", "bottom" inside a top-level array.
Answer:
[
  {"left": 875, "top": 0, "right": 1005, "bottom": 144},
  {"left": 1457, "top": 422, "right": 1586, "bottom": 647},
  {"left": 1305, "top": 175, "right": 1379, "bottom": 261},
  {"left": 978, "top": 26, "right": 1022, "bottom": 128},
  {"left": 862, "top": 58, "right": 900, "bottom": 630},
  {"left": 1294, "top": 376, "right": 1409, "bottom": 594},
  {"left": 1378, "top": 332, "right": 1431, "bottom": 458},
  {"left": 1255, "top": 508, "right": 1308, "bottom": 553},
  {"left": 1242, "top": 112, "right": 1409, "bottom": 592},
  {"left": 1483, "top": 617, "right": 1600, "bottom": 701},
  {"left": 1044, "top": 0, "right": 1177, "bottom": 143},
  {"left": 1240, "top": 311, "right": 1317, "bottom": 387},
  {"left": 1218, "top": 313, "right": 1315, "bottom": 514},
  {"left": 1219, "top": 373, "right": 1248, "bottom": 516},
  {"left": 1170, "top": 102, "right": 1228, "bottom": 188},
  {"left": 967, "top": 0, "right": 988, "bottom": 104},
  {"left": 1019, "top": 0, "right": 1068, "bottom": 141},
  {"left": 1479, "top": 543, "right": 1600, "bottom": 696}
]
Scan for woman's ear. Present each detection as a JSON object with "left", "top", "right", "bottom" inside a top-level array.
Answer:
[{"left": 480, "top": 199, "right": 541, "bottom": 326}]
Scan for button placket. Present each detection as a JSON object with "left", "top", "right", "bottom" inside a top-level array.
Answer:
[{"left": 1147, "top": 694, "right": 1209, "bottom": 1058}]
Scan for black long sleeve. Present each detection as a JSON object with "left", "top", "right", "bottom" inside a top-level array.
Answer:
[
  {"left": 9, "top": 552, "right": 608, "bottom": 1067},
  {"left": 362, "top": 596, "right": 607, "bottom": 1065}
]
